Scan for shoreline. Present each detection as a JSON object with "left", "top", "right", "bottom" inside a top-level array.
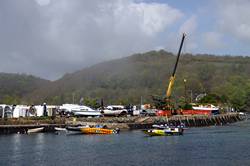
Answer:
[
  {"left": 68, "top": 112, "right": 246, "bottom": 130},
  {"left": 0, "top": 113, "right": 247, "bottom": 134},
  {"left": 0, "top": 112, "right": 246, "bottom": 134}
]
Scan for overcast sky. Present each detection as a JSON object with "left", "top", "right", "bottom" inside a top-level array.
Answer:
[{"left": 0, "top": 0, "right": 250, "bottom": 80}]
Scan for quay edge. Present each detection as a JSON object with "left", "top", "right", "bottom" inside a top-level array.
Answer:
[
  {"left": 67, "top": 112, "right": 247, "bottom": 130},
  {"left": 0, "top": 113, "right": 247, "bottom": 134}
]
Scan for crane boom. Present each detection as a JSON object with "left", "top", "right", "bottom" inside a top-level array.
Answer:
[{"left": 166, "top": 33, "right": 186, "bottom": 98}]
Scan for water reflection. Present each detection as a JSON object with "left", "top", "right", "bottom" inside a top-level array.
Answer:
[
  {"left": 28, "top": 133, "right": 46, "bottom": 165},
  {"left": 1, "top": 121, "right": 250, "bottom": 166},
  {"left": 12, "top": 134, "right": 21, "bottom": 152},
  {"left": 10, "top": 134, "right": 21, "bottom": 165}
]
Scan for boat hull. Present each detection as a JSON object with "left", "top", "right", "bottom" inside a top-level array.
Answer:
[
  {"left": 73, "top": 111, "right": 101, "bottom": 117},
  {"left": 80, "top": 128, "right": 118, "bottom": 134},
  {"left": 27, "top": 127, "right": 44, "bottom": 134},
  {"left": 55, "top": 127, "right": 66, "bottom": 131},
  {"left": 66, "top": 126, "right": 119, "bottom": 134},
  {"left": 156, "top": 110, "right": 172, "bottom": 116},
  {"left": 143, "top": 128, "right": 183, "bottom": 136}
]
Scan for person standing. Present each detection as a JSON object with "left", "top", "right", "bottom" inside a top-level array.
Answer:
[{"left": 43, "top": 103, "right": 47, "bottom": 116}]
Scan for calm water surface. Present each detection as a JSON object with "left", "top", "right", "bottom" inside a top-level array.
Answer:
[{"left": 1, "top": 119, "right": 250, "bottom": 166}]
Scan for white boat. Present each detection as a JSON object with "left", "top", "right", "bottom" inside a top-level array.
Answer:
[
  {"left": 27, "top": 127, "right": 44, "bottom": 134},
  {"left": 54, "top": 127, "right": 67, "bottom": 131},
  {"left": 192, "top": 104, "right": 219, "bottom": 111},
  {"left": 72, "top": 110, "right": 101, "bottom": 117},
  {"left": 59, "top": 104, "right": 101, "bottom": 117}
]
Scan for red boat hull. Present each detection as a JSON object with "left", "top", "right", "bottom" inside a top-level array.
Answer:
[
  {"left": 156, "top": 110, "right": 214, "bottom": 116},
  {"left": 181, "top": 110, "right": 212, "bottom": 115},
  {"left": 156, "top": 110, "right": 172, "bottom": 116}
]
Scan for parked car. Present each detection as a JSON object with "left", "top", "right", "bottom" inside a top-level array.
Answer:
[{"left": 101, "top": 105, "right": 128, "bottom": 116}]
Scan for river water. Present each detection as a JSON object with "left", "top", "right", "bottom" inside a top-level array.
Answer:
[{"left": 0, "top": 119, "right": 250, "bottom": 166}]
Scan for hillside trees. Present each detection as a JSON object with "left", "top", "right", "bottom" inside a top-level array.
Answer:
[{"left": 1, "top": 50, "right": 249, "bottom": 112}]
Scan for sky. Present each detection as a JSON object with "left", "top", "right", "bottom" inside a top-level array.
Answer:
[{"left": 0, "top": 0, "right": 250, "bottom": 80}]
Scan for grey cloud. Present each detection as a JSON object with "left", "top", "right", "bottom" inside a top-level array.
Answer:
[
  {"left": 216, "top": 0, "right": 250, "bottom": 42},
  {"left": 0, "top": 0, "right": 182, "bottom": 80}
]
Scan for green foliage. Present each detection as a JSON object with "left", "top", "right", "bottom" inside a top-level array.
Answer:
[
  {"left": 244, "top": 91, "right": 250, "bottom": 111},
  {"left": 151, "top": 95, "right": 167, "bottom": 109},
  {"left": 83, "top": 97, "right": 101, "bottom": 109},
  {"left": 1, "top": 51, "right": 250, "bottom": 112},
  {"left": 2, "top": 95, "right": 21, "bottom": 105},
  {"left": 0, "top": 73, "right": 49, "bottom": 104},
  {"left": 199, "top": 94, "right": 226, "bottom": 104},
  {"left": 212, "top": 76, "right": 250, "bottom": 111},
  {"left": 182, "top": 103, "right": 193, "bottom": 110}
]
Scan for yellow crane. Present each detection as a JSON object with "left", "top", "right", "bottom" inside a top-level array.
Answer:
[
  {"left": 154, "top": 33, "right": 186, "bottom": 116},
  {"left": 166, "top": 33, "right": 186, "bottom": 99},
  {"left": 156, "top": 33, "right": 186, "bottom": 116}
]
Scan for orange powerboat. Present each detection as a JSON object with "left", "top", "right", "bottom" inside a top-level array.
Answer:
[{"left": 66, "top": 125, "right": 119, "bottom": 134}]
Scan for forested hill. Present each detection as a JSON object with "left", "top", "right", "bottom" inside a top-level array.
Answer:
[
  {"left": 25, "top": 50, "right": 250, "bottom": 111},
  {"left": 0, "top": 73, "right": 50, "bottom": 104}
]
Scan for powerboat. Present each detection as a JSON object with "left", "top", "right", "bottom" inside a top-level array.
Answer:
[
  {"left": 182, "top": 104, "right": 220, "bottom": 115},
  {"left": 80, "top": 127, "right": 119, "bottom": 134},
  {"left": 66, "top": 125, "right": 119, "bottom": 134},
  {"left": 59, "top": 104, "right": 101, "bottom": 117},
  {"left": 143, "top": 124, "right": 184, "bottom": 136}
]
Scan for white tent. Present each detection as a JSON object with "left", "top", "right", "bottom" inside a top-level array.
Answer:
[
  {"left": 0, "top": 104, "right": 11, "bottom": 118},
  {"left": 34, "top": 105, "right": 44, "bottom": 117},
  {"left": 13, "top": 105, "right": 29, "bottom": 118},
  {"left": 47, "top": 105, "right": 58, "bottom": 116}
]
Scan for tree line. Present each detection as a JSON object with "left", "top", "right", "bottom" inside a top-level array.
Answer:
[{"left": 1, "top": 50, "right": 250, "bottom": 111}]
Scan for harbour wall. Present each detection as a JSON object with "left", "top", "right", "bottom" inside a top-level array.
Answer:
[
  {"left": 69, "top": 113, "right": 247, "bottom": 130},
  {"left": 0, "top": 117, "right": 65, "bottom": 134},
  {"left": 0, "top": 113, "right": 246, "bottom": 133},
  {"left": 0, "top": 124, "right": 66, "bottom": 134}
]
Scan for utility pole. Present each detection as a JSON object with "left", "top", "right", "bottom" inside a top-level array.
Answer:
[
  {"left": 72, "top": 93, "right": 75, "bottom": 104},
  {"left": 140, "top": 96, "right": 143, "bottom": 110},
  {"left": 190, "top": 90, "right": 193, "bottom": 103},
  {"left": 184, "top": 79, "right": 187, "bottom": 104}
]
